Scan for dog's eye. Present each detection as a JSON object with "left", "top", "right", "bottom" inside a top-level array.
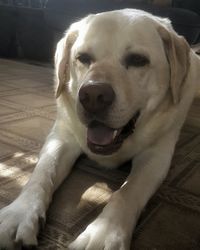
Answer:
[
  {"left": 76, "top": 53, "right": 93, "bottom": 65},
  {"left": 124, "top": 53, "right": 149, "bottom": 69}
]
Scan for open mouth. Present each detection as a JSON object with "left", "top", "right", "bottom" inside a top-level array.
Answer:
[{"left": 87, "top": 111, "right": 140, "bottom": 155}]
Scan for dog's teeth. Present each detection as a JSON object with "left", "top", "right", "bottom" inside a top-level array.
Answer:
[{"left": 113, "top": 130, "right": 118, "bottom": 139}]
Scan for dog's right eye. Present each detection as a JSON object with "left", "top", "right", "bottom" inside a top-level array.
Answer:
[{"left": 76, "top": 53, "right": 93, "bottom": 66}]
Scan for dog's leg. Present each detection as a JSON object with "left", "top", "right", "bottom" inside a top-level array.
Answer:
[
  {"left": 0, "top": 121, "right": 81, "bottom": 249},
  {"left": 69, "top": 130, "right": 178, "bottom": 250}
]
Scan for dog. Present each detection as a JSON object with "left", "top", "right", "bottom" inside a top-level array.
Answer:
[{"left": 0, "top": 9, "right": 199, "bottom": 250}]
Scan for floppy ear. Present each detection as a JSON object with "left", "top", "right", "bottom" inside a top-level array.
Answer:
[
  {"left": 158, "top": 26, "right": 190, "bottom": 104},
  {"left": 54, "top": 29, "right": 78, "bottom": 98}
]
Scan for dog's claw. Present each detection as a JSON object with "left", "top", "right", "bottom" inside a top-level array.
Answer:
[
  {"left": 14, "top": 240, "right": 23, "bottom": 250},
  {"left": 39, "top": 216, "right": 46, "bottom": 230},
  {"left": 22, "top": 245, "right": 37, "bottom": 250}
]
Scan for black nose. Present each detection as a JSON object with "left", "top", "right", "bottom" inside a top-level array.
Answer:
[{"left": 79, "top": 83, "right": 115, "bottom": 113}]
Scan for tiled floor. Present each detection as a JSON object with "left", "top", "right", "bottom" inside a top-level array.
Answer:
[{"left": 0, "top": 58, "right": 200, "bottom": 249}]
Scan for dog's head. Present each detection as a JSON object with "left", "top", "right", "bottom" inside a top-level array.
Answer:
[{"left": 54, "top": 9, "right": 190, "bottom": 156}]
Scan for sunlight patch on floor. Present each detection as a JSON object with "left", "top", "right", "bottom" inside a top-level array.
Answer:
[{"left": 78, "top": 182, "right": 112, "bottom": 209}]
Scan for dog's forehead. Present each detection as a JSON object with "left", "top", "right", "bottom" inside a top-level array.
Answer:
[{"left": 75, "top": 10, "right": 161, "bottom": 53}]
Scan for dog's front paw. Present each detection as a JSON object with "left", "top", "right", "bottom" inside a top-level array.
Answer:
[
  {"left": 0, "top": 198, "right": 45, "bottom": 250},
  {"left": 69, "top": 217, "right": 130, "bottom": 250}
]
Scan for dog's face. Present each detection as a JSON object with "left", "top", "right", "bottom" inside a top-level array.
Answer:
[{"left": 55, "top": 9, "right": 189, "bottom": 156}]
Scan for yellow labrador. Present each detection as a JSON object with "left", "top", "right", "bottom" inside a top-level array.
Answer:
[{"left": 0, "top": 9, "right": 199, "bottom": 250}]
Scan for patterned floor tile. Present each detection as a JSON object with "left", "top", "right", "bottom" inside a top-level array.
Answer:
[
  {"left": 0, "top": 58, "right": 199, "bottom": 249},
  {"left": 2, "top": 93, "right": 54, "bottom": 108}
]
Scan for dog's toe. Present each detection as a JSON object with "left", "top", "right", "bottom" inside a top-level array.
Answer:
[{"left": 69, "top": 216, "right": 129, "bottom": 250}]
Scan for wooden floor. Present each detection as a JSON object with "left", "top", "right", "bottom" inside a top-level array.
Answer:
[{"left": 0, "top": 58, "right": 199, "bottom": 249}]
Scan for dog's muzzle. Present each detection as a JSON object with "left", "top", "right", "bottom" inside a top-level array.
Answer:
[{"left": 78, "top": 82, "right": 140, "bottom": 155}]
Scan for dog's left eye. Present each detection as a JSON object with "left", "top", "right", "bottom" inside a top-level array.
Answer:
[
  {"left": 124, "top": 53, "right": 149, "bottom": 69},
  {"left": 76, "top": 53, "right": 93, "bottom": 66}
]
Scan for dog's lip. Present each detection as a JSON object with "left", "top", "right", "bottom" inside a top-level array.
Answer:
[{"left": 87, "top": 111, "right": 140, "bottom": 155}]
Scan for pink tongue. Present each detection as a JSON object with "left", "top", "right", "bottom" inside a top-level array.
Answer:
[{"left": 87, "top": 123, "right": 115, "bottom": 146}]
